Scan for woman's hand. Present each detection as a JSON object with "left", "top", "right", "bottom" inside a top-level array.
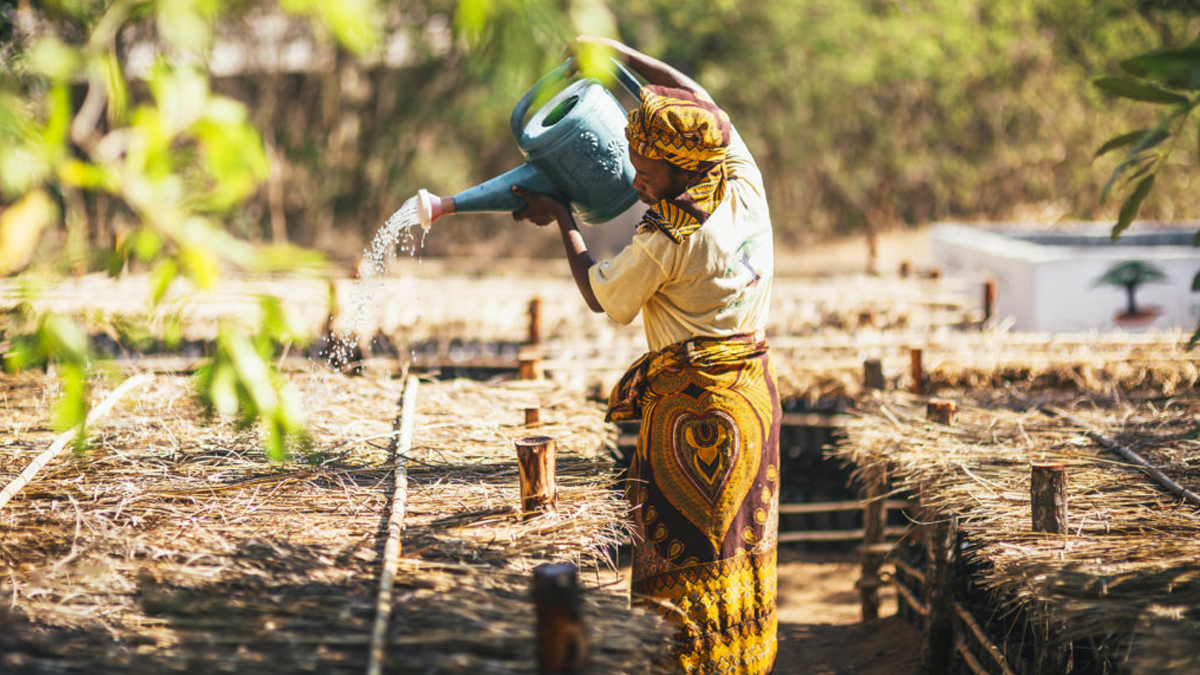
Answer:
[{"left": 511, "top": 185, "right": 570, "bottom": 227}]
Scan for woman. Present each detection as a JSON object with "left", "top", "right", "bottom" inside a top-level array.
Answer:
[{"left": 512, "top": 36, "right": 780, "bottom": 675}]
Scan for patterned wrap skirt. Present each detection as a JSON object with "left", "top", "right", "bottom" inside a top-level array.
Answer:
[{"left": 608, "top": 333, "right": 781, "bottom": 675}]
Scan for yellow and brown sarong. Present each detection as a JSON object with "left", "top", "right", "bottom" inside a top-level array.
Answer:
[{"left": 608, "top": 333, "right": 780, "bottom": 675}]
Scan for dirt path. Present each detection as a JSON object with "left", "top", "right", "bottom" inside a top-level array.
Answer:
[{"left": 774, "top": 549, "right": 922, "bottom": 675}]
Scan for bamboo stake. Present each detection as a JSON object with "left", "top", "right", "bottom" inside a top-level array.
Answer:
[
  {"left": 1030, "top": 462, "right": 1068, "bottom": 534},
  {"left": 1042, "top": 405, "right": 1200, "bottom": 508},
  {"left": 525, "top": 407, "right": 542, "bottom": 428},
  {"left": 0, "top": 372, "right": 151, "bottom": 512},
  {"left": 367, "top": 374, "right": 418, "bottom": 675},
  {"left": 532, "top": 562, "right": 588, "bottom": 673},
  {"left": 863, "top": 358, "right": 886, "bottom": 390},
  {"left": 515, "top": 436, "right": 558, "bottom": 517},
  {"left": 927, "top": 399, "right": 957, "bottom": 425},
  {"left": 910, "top": 347, "right": 924, "bottom": 395},
  {"left": 528, "top": 297, "right": 543, "bottom": 345}
]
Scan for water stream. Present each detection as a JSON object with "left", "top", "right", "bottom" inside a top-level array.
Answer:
[{"left": 310, "top": 194, "right": 429, "bottom": 394}]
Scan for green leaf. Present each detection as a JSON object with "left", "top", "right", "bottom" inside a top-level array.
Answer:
[
  {"left": 150, "top": 258, "right": 178, "bottom": 304},
  {"left": 28, "top": 36, "right": 81, "bottom": 82},
  {"left": 1120, "top": 46, "right": 1200, "bottom": 91},
  {"left": 1093, "top": 77, "right": 1189, "bottom": 105},
  {"left": 1189, "top": 325, "right": 1200, "bottom": 351},
  {"left": 1113, "top": 175, "right": 1154, "bottom": 240},
  {"left": 209, "top": 362, "right": 239, "bottom": 417},
  {"left": 0, "top": 189, "right": 58, "bottom": 275},
  {"left": 1095, "top": 129, "right": 1154, "bottom": 159},
  {"left": 1101, "top": 153, "right": 1155, "bottom": 204},
  {"left": 43, "top": 315, "right": 89, "bottom": 365},
  {"left": 1192, "top": 271, "right": 1200, "bottom": 292}
]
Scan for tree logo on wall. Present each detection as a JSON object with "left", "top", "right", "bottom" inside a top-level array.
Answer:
[{"left": 1094, "top": 260, "right": 1166, "bottom": 327}]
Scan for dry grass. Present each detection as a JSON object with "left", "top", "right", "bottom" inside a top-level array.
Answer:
[
  {"left": 834, "top": 388, "right": 1200, "bottom": 673},
  {"left": 0, "top": 369, "right": 667, "bottom": 674}
]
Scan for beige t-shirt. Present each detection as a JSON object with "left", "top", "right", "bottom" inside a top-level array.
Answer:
[{"left": 588, "top": 129, "right": 774, "bottom": 352}]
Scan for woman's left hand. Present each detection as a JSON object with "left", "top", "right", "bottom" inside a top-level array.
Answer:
[{"left": 511, "top": 185, "right": 569, "bottom": 227}]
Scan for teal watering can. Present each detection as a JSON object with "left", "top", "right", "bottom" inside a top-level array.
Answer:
[{"left": 416, "top": 59, "right": 643, "bottom": 228}]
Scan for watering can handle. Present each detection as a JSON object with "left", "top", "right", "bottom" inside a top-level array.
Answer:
[{"left": 509, "top": 57, "right": 643, "bottom": 139}]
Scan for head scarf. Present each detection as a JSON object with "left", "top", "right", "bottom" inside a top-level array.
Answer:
[{"left": 625, "top": 85, "right": 732, "bottom": 172}]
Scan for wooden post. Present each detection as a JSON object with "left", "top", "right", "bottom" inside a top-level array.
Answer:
[
  {"left": 863, "top": 358, "right": 886, "bottom": 390},
  {"left": 921, "top": 517, "right": 956, "bottom": 675},
  {"left": 859, "top": 464, "right": 888, "bottom": 621},
  {"left": 519, "top": 354, "right": 544, "bottom": 381},
  {"left": 910, "top": 348, "right": 924, "bottom": 395},
  {"left": 525, "top": 406, "right": 541, "bottom": 428},
  {"left": 899, "top": 260, "right": 912, "bottom": 278},
  {"left": 515, "top": 436, "right": 558, "bottom": 517},
  {"left": 1031, "top": 462, "right": 1068, "bottom": 534},
  {"left": 532, "top": 563, "right": 588, "bottom": 674},
  {"left": 982, "top": 279, "right": 996, "bottom": 323},
  {"left": 927, "top": 399, "right": 957, "bottom": 425},
  {"left": 528, "top": 296, "right": 543, "bottom": 345}
]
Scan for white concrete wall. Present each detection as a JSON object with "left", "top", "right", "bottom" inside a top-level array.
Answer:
[{"left": 931, "top": 223, "right": 1200, "bottom": 332}]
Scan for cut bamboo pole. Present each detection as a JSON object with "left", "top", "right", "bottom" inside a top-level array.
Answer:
[
  {"left": 525, "top": 407, "right": 541, "bottom": 428},
  {"left": 910, "top": 347, "right": 924, "bottom": 395},
  {"left": 532, "top": 562, "right": 588, "bottom": 673},
  {"left": 367, "top": 374, "right": 418, "bottom": 675},
  {"left": 519, "top": 354, "right": 544, "bottom": 381},
  {"left": 0, "top": 372, "right": 151, "bottom": 513},
  {"left": 515, "top": 436, "right": 558, "bottom": 517},
  {"left": 927, "top": 399, "right": 957, "bottom": 425},
  {"left": 982, "top": 279, "right": 996, "bottom": 323},
  {"left": 863, "top": 358, "right": 885, "bottom": 390},
  {"left": 528, "top": 297, "right": 543, "bottom": 345},
  {"left": 1030, "top": 462, "right": 1068, "bottom": 534}
]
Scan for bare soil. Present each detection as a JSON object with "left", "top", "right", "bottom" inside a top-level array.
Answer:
[{"left": 774, "top": 549, "right": 921, "bottom": 675}]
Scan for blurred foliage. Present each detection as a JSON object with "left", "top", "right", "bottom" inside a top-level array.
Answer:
[
  {"left": 0, "top": 0, "right": 381, "bottom": 457},
  {"left": 208, "top": 0, "right": 1200, "bottom": 259},
  {"left": 1094, "top": 33, "right": 1200, "bottom": 346}
]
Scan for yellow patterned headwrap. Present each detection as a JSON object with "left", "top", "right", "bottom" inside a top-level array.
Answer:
[{"left": 626, "top": 85, "right": 732, "bottom": 172}]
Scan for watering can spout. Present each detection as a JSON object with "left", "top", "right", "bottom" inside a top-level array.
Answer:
[{"left": 416, "top": 189, "right": 454, "bottom": 229}]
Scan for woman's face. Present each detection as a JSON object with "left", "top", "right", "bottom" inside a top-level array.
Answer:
[{"left": 629, "top": 150, "right": 694, "bottom": 204}]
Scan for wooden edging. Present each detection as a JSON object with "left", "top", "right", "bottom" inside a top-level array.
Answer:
[
  {"left": 0, "top": 373, "right": 152, "bottom": 512},
  {"left": 778, "top": 526, "right": 909, "bottom": 543},
  {"left": 779, "top": 498, "right": 911, "bottom": 515},
  {"left": 367, "top": 374, "right": 418, "bottom": 675},
  {"left": 955, "top": 602, "right": 1017, "bottom": 675},
  {"left": 893, "top": 577, "right": 927, "bottom": 617}
]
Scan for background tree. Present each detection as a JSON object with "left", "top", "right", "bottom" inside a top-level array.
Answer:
[{"left": 1095, "top": 259, "right": 1167, "bottom": 318}]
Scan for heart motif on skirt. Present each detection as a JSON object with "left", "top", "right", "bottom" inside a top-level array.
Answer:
[{"left": 672, "top": 410, "right": 740, "bottom": 506}]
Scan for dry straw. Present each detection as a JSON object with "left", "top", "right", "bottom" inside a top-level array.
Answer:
[
  {"left": 834, "top": 387, "right": 1200, "bottom": 672},
  {"left": 0, "top": 370, "right": 667, "bottom": 673}
]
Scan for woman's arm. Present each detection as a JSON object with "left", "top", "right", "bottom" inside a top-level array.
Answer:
[
  {"left": 576, "top": 36, "right": 708, "bottom": 97},
  {"left": 510, "top": 185, "right": 604, "bottom": 313}
]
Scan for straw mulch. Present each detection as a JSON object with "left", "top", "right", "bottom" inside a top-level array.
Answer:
[
  {"left": 0, "top": 369, "right": 667, "bottom": 673},
  {"left": 770, "top": 331, "right": 1197, "bottom": 401},
  {"left": 833, "top": 388, "right": 1200, "bottom": 674}
]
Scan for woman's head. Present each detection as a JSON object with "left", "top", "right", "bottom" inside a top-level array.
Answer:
[{"left": 625, "top": 85, "right": 731, "bottom": 202}]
